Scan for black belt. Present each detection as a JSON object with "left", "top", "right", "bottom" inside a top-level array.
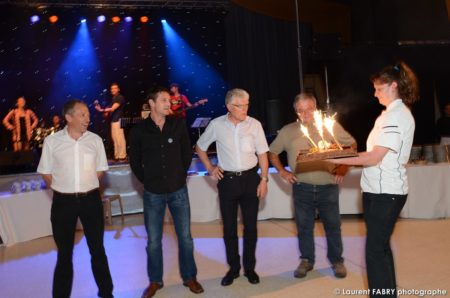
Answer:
[
  {"left": 223, "top": 166, "right": 258, "bottom": 177},
  {"left": 53, "top": 188, "right": 99, "bottom": 198}
]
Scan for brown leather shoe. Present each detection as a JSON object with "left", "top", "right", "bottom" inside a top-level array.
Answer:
[
  {"left": 141, "top": 282, "right": 163, "bottom": 298},
  {"left": 183, "top": 278, "right": 204, "bottom": 294}
]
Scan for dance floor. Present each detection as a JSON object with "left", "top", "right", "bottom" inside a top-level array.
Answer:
[{"left": 1, "top": 214, "right": 449, "bottom": 298}]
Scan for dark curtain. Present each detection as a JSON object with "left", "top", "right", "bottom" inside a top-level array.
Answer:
[{"left": 225, "top": 4, "right": 311, "bottom": 132}]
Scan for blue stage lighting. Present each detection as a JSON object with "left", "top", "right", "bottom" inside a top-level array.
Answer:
[
  {"left": 97, "top": 15, "right": 106, "bottom": 23},
  {"left": 125, "top": 16, "right": 133, "bottom": 22},
  {"left": 161, "top": 19, "right": 167, "bottom": 23},
  {"left": 30, "top": 15, "right": 40, "bottom": 23},
  {"left": 80, "top": 18, "right": 87, "bottom": 23}
]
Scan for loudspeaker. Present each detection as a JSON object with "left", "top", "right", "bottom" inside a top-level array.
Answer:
[
  {"left": 0, "top": 151, "right": 34, "bottom": 166},
  {"left": 266, "top": 99, "right": 282, "bottom": 136},
  {"left": 312, "top": 33, "right": 342, "bottom": 60},
  {"left": 0, "top": 151, "right": 35, "bottom": 174}
]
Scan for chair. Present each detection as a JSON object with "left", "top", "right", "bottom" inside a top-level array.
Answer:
[{"left": 102, "top": 194, "right": 124, "bottom": 225}]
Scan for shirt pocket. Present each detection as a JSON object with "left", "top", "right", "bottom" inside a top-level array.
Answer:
[
  {"left": 240, "top": 135, "right": 254, "bottom": 153},
  {"left": 83, "top": 153, "right": 95, "bottom": 171}
]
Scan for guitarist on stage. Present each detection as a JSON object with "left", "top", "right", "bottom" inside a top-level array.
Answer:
[
  {"left": 95, "top": 82, "right": 127, "bottom": 161},
  {"left": 169, "top": 83, "right": 192, "bottom": 118}
]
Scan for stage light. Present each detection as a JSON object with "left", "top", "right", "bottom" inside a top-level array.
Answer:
[
  {"left": 49, "top": 15, "right": 58, "bottom": 23},
  {"left": 80, "top": 18, "right": 87, "bottom": 23},
  {"left": 140, "top": 16, "right": 149, "bottom": 23},
  {"left": 161, "top": 19, "right": 167, "bottom": 23},
  {"left": 125, "top": 16, "right": 133, "bottom": 22},
  {"left": 112, "top": 16, "right": 120, "bottom": 23},
  {"left": 97, "top": 15, "right": 106, "bottom": 23},
  {"left": 30, "top": 15, "right": 40, "bottom": 23}
]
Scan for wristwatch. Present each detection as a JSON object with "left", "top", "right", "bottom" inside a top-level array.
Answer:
[{"left": 260, "top": 176, "right": 269, "bottom": 182}]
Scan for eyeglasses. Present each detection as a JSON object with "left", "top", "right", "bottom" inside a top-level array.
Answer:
[
  {"left": 231, "top": 103, "right": 249, "bottom": 109},
  {"left": 296, "top": 108, "right": 315, "bottom": 115}
]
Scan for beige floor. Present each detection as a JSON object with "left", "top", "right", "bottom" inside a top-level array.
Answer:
[{"left": 1, "top": 214, "right": 449, "bottom": 298}]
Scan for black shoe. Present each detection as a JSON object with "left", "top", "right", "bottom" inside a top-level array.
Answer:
[
  {"left": 221, "top": 270, "right": 240, "bottom": 286},
  {"left": 244, "top": 270, "right": 260, "bottom": 284}
]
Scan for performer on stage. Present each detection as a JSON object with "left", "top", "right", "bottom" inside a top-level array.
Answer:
[
  {"left": 50, "top": 114, "right": 63, "bottom": 133},
  {"left": 169, "top": 83, "right": 192, "bottom": 118},
  {"left": 95, "top": 83, "right": 127, "bottom": 161},
  {"left": 2, "top": 96, "right": 38, "bottom": 152}
]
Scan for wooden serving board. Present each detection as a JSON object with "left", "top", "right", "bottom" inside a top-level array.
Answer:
[{"left": 296, "top": 148, "right": 357, "bottom": 163}]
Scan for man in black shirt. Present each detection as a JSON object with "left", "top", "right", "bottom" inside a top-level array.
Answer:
[
  {"left": 96, "top": 83, "right": 127, "bottom": 161},
  {"left": 128, "top": 86, "right": 204, "bottom": 298}
]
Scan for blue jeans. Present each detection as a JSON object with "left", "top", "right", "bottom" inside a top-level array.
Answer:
[
  {"left": 143, "top": 185, "right": 197, "bottom": 283},
  {"left": 293, "top": 182, "right": 343, "bottom": 265},
  {"left": 363, "top": 192, "right": 407, "bottom": 298}
]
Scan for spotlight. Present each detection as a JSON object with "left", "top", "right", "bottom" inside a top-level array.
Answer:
[
  {"left": 97, "top": 15, "right": 106, "bottom": 23},
  {"left": 140, "top": 16, "right": 149, "bottom": 23},
  {"left": 124, "top": 16, "right": 133, "bottom": 23},
  {"left": 80, "top": 18, "right": 87, "bottom": 23},
  {"left": 161, "top": 19, "right": 167, "bottom": 23},
  {"left": 49, "top": 15, "right": 58, "bottom": 23},
  {"left": 112, "top": 16, "right": 120, "bottom": 23},
  {"left": 30, "top": 15, "right": 40, "bottom": 23}
]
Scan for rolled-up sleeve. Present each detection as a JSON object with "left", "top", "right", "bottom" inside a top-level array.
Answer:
[
  {"left": 254, "top": 121, "right": 269, "bottom": 154},
  {"left": 37, "top": 138, "right": 53, "bottom": 174},
  {"left": 95, "top": 137, "right": 109, "bottom": 171},
  {"left": 196, "top": 121, "right": 216, "bottom": 151}
]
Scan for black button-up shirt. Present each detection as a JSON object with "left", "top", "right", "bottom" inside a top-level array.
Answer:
[{"left": 129, "top": 117, "right": 192, "bottom": 194}]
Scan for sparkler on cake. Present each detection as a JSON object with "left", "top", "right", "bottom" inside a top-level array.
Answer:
[{"left": 296, "top": 110, "right": 357, "bottom": 163}]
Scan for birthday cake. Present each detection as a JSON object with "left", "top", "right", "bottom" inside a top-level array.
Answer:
[{"left": 296, "top": 147, "right": 357, "bottom": 163}]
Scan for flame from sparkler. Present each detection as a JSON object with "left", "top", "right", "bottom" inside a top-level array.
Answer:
[
  {"left": 300, "top": 124, "right": 318, "bottom": 148},
  {"left": 324, "top": 113, "right": 343, "bottom": 149},
  {"left": 313, "top": 110, "right": 328, "bottom": 146},
  {"left": 300, "top": 109, "right": 345, "bottom": 152}
]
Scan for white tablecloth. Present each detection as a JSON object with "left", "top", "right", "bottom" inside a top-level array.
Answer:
[
  {"left": 0, "top": 190, "right": 53, "bottom": 247},
  {"left": 1, "top": 163, "right": 449, "bottom": 246}
]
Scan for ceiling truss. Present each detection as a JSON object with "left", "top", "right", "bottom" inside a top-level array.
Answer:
[{"left": 1, "top": 0, "right": 230, "bottom": 9}]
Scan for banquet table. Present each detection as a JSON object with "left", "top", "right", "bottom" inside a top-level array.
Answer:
[
  {"left": 0, "top": 189, "right": 53, "bottom": 247},
  {"left": 1, "top": 163, "right": 449, "bottom": 246}
]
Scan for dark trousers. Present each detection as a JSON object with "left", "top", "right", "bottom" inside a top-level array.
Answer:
[
  {"left": 363, "top": 192, "right": 407, "bottom": 298},
  {"left": 217, "top": 171, "right": 260, "bottom": 272},
  {"left": 51, "top": 190, "right": 113, "bottom": 298}
]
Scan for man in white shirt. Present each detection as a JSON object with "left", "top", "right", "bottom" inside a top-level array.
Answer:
[
  {"left": 196, "top": 88, "right": 269, "bottom": 286},
  {"left": 38, "top": 99, "right": 113, "bottom": 298}
]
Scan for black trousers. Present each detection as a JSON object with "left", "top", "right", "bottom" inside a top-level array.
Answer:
[
  {"left": 363, "top": 192, "right": 407, "bottom": 298},
  {"left": 217, "top": 170, "right": 260, "bottom": 272},
  {"left": 51, "top": 189, "right": 113, "bottom": 298}
]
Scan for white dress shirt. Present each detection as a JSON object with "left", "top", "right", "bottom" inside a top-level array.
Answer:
[
  {"left": 197, "top": 114, "right": 269, "bottom": 171},
  {"left": 37, "top": 127, "right": 108, "bottom": 193},
  {"left": 361, "top": 99, "right": 415, "bottom": 194}
]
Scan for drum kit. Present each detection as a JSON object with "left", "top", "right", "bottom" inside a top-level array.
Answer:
[{"left": 31, "top": 126, "right": 60, "bottom": 149}]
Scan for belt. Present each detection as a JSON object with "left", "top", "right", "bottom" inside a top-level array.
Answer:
[
  {"left": 223, "top": 166, "right": 258, "bottom": 177},
  {"left": 53, "top": 188, "right": 99, "bottom": 198}
]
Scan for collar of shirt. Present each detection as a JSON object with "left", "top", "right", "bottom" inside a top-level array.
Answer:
[
  {"left": 386, "top": 98, "right": 403, "bottom": 112},
  {"left": 61, "top": 126, "right": 89, "bottom": 142},
  {"left": 224, "top": 113, "right": 250, "bottom": 127}
]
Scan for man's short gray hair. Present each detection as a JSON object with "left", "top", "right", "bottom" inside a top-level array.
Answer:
[
  {"left": 225, "top": 88, "right": 249, "bottom": 105},
  {"left": 293, "top": 92, "right": 317, "bottom": 109}
]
